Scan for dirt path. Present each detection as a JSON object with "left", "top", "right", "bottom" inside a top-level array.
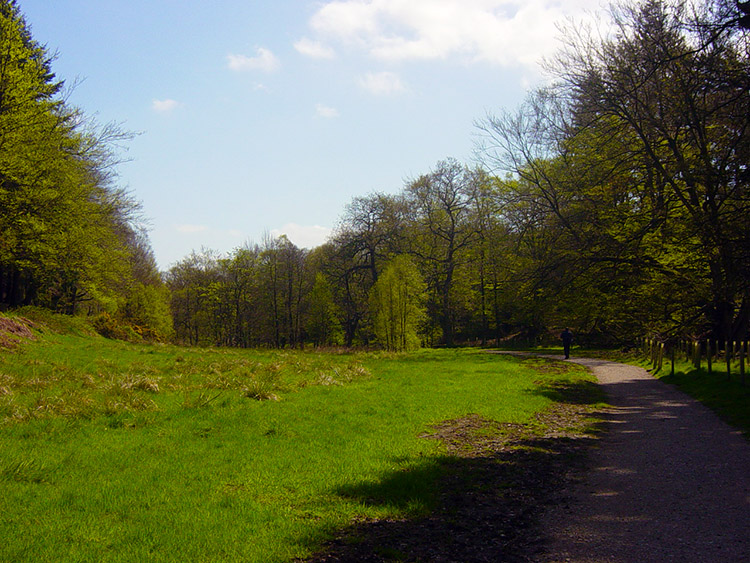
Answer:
[
  {"left": 537, "top": 356, "right": 750, "bottom": 562},
  {"left": 301, "top": 354, "right": 749, "bottom": 562}
]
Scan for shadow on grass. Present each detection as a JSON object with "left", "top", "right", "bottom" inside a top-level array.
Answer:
[
  {"left": 533, "top": 379, "right": 607, "bottom": 406},
  {"left": 299, "top": 380, "right": 604, "bottom": 562}
]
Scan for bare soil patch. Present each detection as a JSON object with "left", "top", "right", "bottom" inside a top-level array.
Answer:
[{"left": 300, "top": 379, "right": 602, "bottom": 562}]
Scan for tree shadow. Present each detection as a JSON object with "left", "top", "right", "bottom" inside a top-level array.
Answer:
[
  {"left": 533, "top": 379, "right": 607, "bottom": 406},
  {"left": 298, "top": 380, "right": 604, "bottom": 562}
]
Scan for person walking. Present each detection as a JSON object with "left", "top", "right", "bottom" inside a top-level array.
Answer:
[{"left": 561, "top": 328, "right": 573, "bottom": 359}]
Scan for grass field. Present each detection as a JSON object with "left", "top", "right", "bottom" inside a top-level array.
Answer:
[{"left": 0, "top": 316, "right": 598, "bottom": 562}]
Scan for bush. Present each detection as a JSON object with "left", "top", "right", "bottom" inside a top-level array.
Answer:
[{"left": 91, "top": 313, "right": 141, "bottom": 342}]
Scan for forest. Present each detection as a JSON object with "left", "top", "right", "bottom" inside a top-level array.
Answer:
[{"left": 1, "top": 0, "right": 749, "bottom": 351}]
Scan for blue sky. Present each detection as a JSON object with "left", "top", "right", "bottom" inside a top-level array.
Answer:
[{"left": 19, "top": 0, "right": 603, "bottom": 270}]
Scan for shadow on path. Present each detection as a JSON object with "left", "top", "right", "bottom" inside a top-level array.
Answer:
[
  {"left": 299, "top": 354, "right": 750, "bottom": 562},
  {"left": 536, "top": 357, "right": 750, "bottom": 563}
]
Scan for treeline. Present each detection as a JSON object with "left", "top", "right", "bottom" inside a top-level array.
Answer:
[
  {"left": 169, "top": 0, "right": 750, "bottom": 349},
  {"left": 0, "top": 1, "right": 173, "bottom": 339},
  {"left": 475, "top": 0, "right": 750, "bottom": 345},
  {"left": 3, "top": 0, "right": 749, "bottom": 350},
  {"left": 167, "top": 162, "right": 512, "bottom": 349}
]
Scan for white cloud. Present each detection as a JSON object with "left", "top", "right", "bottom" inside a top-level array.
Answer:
[
  {"left": 227, "top": 47, "right": 280, "bottom": 72},
  {"left": 270, "top": 224, "right": 332, "bottom": 249},
  {"left": 176, "top": 224, "right": 209, "bottom": 234},
  {"left": 152, "top": 99, "right": 182, "bottom": 113},
  {"left": 358, "top": 71, "right": 406, "bottom": 96},
  {"left": 316, "top": 103, "right": 340, "bottom": 118},
  {"left": 307, "top": 0, "right": 603, "bottom": 69},
  {"left": 294, "top": 37, "right": 336, "bottom": 59}
]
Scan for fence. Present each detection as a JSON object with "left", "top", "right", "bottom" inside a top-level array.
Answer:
[{"left": 641, "top": 338, "right": 747, "bottom": 385}]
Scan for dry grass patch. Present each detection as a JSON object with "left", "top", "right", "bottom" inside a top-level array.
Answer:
[{"left": 0, "top": 316, "right": 36, "bottom": 349}]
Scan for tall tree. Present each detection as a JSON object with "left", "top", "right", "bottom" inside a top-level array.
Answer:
[
  {"left": 0, "top": 1, "right": 146, "bottom": 315},
  {"left": 479, "top": 0, "right": 750, "bottom": 342},
  {"left": 556, "top": 0, "right": 750, "bottom": 340},
  {"left": 306, "top": 272, "right": 343, "bottom": 347},
  {"left": 405, "top": 159, "right": 484, "bottom": 345}
]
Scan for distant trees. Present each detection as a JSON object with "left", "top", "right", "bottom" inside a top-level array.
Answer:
[
  {"left": 405, "top": 160, "right": 487, "bottom": 345},
  {"left": 165, "top": 162, "right": 511, "bottom": 349},
  {"left": 306, "top": 272, "right": 343, "bottom": 347},
  {"left": 166, "top": 238, "right": 315, "bottom": 348},
  {"left": 9, "top": 0, "right": 744, "bottom": 349}
]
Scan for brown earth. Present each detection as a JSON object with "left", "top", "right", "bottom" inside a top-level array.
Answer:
[
  {"left": 300, "top": 354, "right": 750, "bottom": 562},
  {"left": 299, "top": 357, "right": 602, "bottom": 562}
]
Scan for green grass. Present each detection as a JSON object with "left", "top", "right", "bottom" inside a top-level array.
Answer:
[{"left": 0, "top": 324, "right": 596, "bottom": 562}]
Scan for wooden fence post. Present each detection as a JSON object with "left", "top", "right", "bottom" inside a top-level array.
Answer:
[
  {"left": 658, "top": 343, "right": 664, "bottom": 372},
  {"left": 650, "top": 339, "right": 656, "bottom": 369},
  {"left": 670, "top": 344, "right": 675, "bottom": 376},
  {"left": 726, "top": 340, "right": 731, "bottom": 380},
  {"left": 695, "top": 341, "right": 701, "bottom": 369}
]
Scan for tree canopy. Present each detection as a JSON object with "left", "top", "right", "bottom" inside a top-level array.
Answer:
[
  {"left": 477, "top": 0, "right": 750, "bottom": 344},
  {"left": 4, "top": 0, "right": 748, "bottom": 350},
  {"left": 0, "top": 0, "right": 169, "bottom": 339}
]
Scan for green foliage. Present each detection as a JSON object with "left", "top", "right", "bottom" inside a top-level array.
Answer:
[
  {"left": 90, "top": 312, "right": 142, "bottom": 342},
  {"left": 370, "top": 256, "right": 427, "bottom": 351},
  {"left": 118, "top": 283, "right": 174, "bottom": 341},
  {"left": 166, "top": 241, "right": 313, "bottom": 348},
  {"left": 476, "top": 0, "right": 750, "bottom": 344},
  {"left": 0, "top": 1, "right": 156, "bottom": 319},
  {"left": 306, "top": 272, "right": 343, "bottom": 347}
]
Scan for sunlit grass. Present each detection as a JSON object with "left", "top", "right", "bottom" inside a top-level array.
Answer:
[{"left": 0, "top": 329, "right": 595, "bottom": 562}]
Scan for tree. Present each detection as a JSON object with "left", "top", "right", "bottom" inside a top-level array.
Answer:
[
  {"left": 222, "top": 245, "right": 262, "bottom": 348},
  {"left": 323, "top": 193, "right": 407, "bottom": 346},
  {"left": 166, "top": 249, "right": 222, "bottom": 345},
  {"left": 370, "top": 256, "right": 426, "bottom": 351},
  {"left": 306, "top": 272, "right": 343, "bottom": 347},
  {"left": 558, "top": 0, "right": 750, "bottom": 340},
  {"left": 117, "top": 230, "right": 174, "bottom": 340},
  {"left": 256, "top": 235, "right": 311, "bottom": 348},
  {"left": 405, "top": 159, "right": 484, "bottom": 345},
  {"left": 0, "top": 1, "right": 147, "bottom": 315},
  {"left": 335, "top": 192, "right": 407, "bottom": 284},
  {"left": 478, "top": 0, "right": 750, "bottom": 343}
]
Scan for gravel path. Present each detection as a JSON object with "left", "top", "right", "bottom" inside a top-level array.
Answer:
[{"left": 537, "top": 357, "right": 750, "bottom": 562}]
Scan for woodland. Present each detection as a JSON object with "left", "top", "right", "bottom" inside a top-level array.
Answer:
[{"left": 1, "top": 0, "right": 749, "bottom": 351}]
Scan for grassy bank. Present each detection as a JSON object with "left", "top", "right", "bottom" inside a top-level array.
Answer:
[{"left": 0, "top": 318, "right": 598, "bottom": 562}]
